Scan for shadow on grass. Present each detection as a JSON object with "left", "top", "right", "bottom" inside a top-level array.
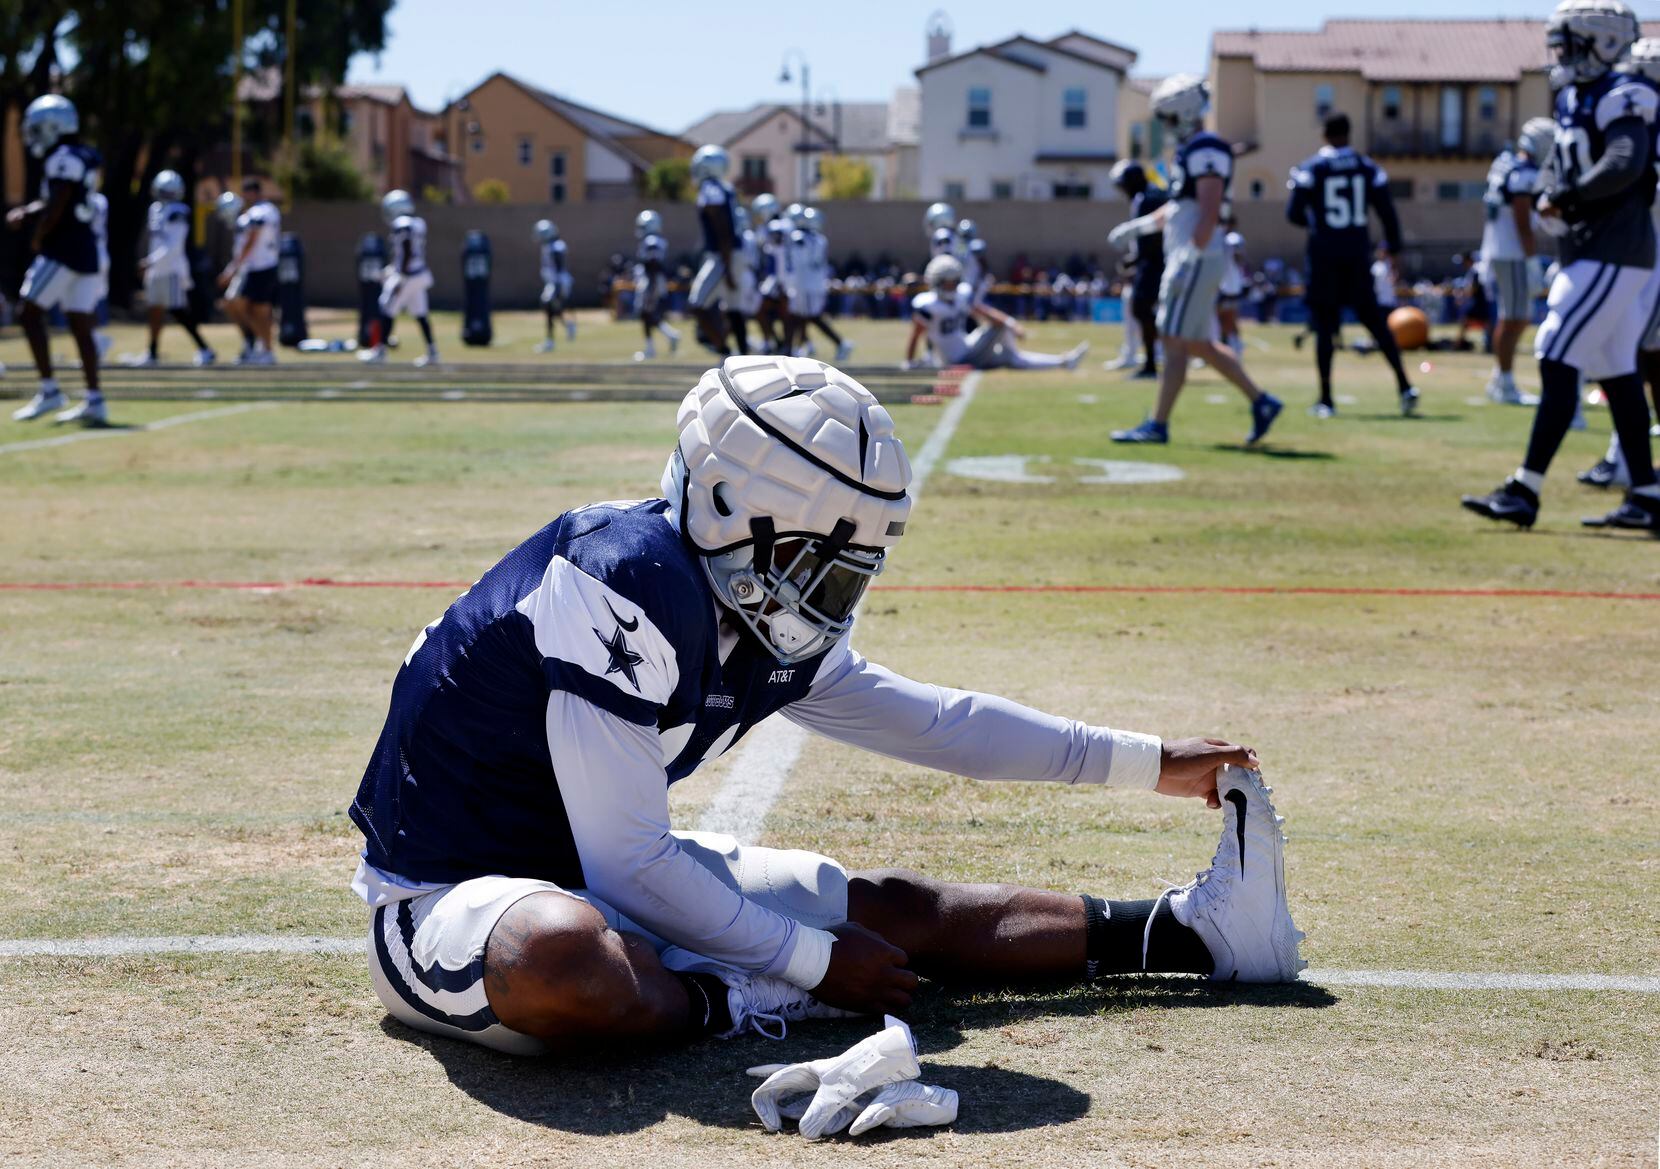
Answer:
[
  {"left": 1345, "top": 413, "right": 1464, "bottom": 423},
  {"left": 1209, "top": 443, "right": 1337, "bottom": 460},
  {"left": 380, "top": 976, "right": 1332, "bottom": 1137}
]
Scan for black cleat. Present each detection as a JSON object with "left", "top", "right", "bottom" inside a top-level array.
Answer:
[
  {"left": 1581, "top": 492, "right": 1660, "bottom": 533},
  {"left": 1399, "top": 386, "right": 1421, "bottom": 417},
  {"left": 1461, "top": 479, "right": 1540, "bottom": 528},
  {"left": 1576, "top": 458, "right": 1625, "bottom": 489}
]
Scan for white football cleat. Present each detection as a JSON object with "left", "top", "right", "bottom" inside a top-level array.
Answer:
[
  {"left": 1166, "top": 765, "right": 1305, "bottom": 983},
  {"left": 721, "top": 973, "right": 858, "bottom": 1041},
  {"left": 123, "top": 352, "right": 158, "bottom": 367},
  {"left": 54, "top": 396, "right": 109, "bottom": 428},
  {"left": 533, "top": 339, "right": 555, "bottom": 354},
  {"left": 835, "top": 340, "right": 856, "bottom": 363},
  {"left": 413, "top": 348, "right": 439, "bottom": 368},
  {"left": 357, "top": 346, "right": 387, "bottom": 364},
  {"left": 194, "top": 349, "right": 217, "bottom": 367},
  {"left": 12, "top": 386, "right": 66, "bottom": 422}
]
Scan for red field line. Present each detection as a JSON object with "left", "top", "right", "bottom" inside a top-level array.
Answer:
[{"left": 2, "top": 579, "right": 1659, "bottom": 601}]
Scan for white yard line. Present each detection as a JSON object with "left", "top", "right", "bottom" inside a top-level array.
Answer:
[
  {"left": 0, "top": 402, "right": 279, "bottom": 456},
  {"left": 0, "top": 932, "right": 1652, "bottom": 995},
  {"left": 694, "top": 371, "right": 983, "bottom": 840}
]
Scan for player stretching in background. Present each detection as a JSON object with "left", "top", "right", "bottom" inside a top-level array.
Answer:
[
  {"left": 361, "top": 190, "right": 438, "bottom": 367},
  {"left": 631, "top": 210, "right": 679, "bottom": 362},
  {"left": 1285, "top": 113, "right": 1417, "bottom": 419},
  {"left": 137, "top": 170, "right": 214, "bottom": 367},
  {"left": 1107, "top": 160, "right": 1166, "bottom": 378},
  {"left": 1463, "top": 0, "right": 1660, "bottom": 534},
  {"left": 534, "top": 219, "right": 574, "bottom": 353},
  {"left": 1480, "top": 119, "right": 1554, "bottom": 405},
  {"left": 8, "top": 95, "right": 107, "bottom": 427},
  {"left": 1112, "top": 75, "right": 1282, "bottom": 446},
  {"left": 906, "top": 255, "right": 1085, "bottom": 371}
]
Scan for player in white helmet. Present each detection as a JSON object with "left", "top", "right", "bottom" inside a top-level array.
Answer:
[
  {"left": 136, "top": 169, "right": 215, "bottom": 367},
  {"left": 218, "top": 178, "right": 281, "bottom": 365},
  {"left": 713, "top": 203, "right": 758, "bottom": 355},
  {"left": 905, "top": 254, "right": 1087, "bottom": 371},
  {"left": 686, "top": 144, "right": 743, "bottom": 356},
  {"left": 1479, "top": 118, "right": 1556, "bottom": 406},
  {"left": 360, "top": 189, "right": 437, "bottom": 366},
  {"left": 782, "top": 205, "right": 852, "bottom": 362},
  {"left": 631, "top": 209, "right": 679, "bottom": 361},
  {"left": 750, "top": 193, "right": 789, "bottom": 353},
  {"left": 348, "top": 352, "right": 1301, "bottom": 1058},
  {"left": 1464, "top": 0, "right": 1660, "bottom": 533},
  {"left": 8, "top": 94, "right": 108, "bottom": 426},
  {"left": 1111, "top": 74, "right": 1283, "bottom": 446},
  {"left": 534, "top": 219, "right": 574, "bottom": 354}
]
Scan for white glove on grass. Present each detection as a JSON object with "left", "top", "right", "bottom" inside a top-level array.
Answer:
[{"left": 747, "top": 1015, "right": 922, "bottom": 1140}]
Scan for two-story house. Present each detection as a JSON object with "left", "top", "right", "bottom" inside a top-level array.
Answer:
[{"left": 915, "top": 30, "right": 1138, "bottom": 202}]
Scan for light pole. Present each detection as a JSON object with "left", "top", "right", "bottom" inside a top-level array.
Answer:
[
  {"left": 814, "top": 86, "right": 842, "bottom": 156},
  {"left": 779, "top": 49, "right": 810, "bottom": 201}
]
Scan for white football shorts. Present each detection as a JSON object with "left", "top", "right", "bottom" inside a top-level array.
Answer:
[
  {"left": 144, "top": 268, "right": 193, "bottom": 311},
  {"left": 1535, "top": 259, "right": 1659, "bottom": 380},
  {"left": 1484, "top": 258, "right": 1535, "bottom": 324},
  {"left": 21, "top": 256, "right": 100, "bottom": 315},
  {"left": 364, "top": 830, "right": 849, "bottom": 1056},
  {"left": 380, "top": 268, "right": 434, "bottom": 318},
  {"left": 788, "top": 282, "right": 828, "bottom": 320},
  {"left": 1157, "top": 249, "right": 1227, "bottom": 342},
  {"left": 687, "top": 254, "right": 727, "bottom": 310}
]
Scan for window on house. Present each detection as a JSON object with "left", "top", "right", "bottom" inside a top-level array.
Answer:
[
  {"left": 741, "top": 155, "right": 768, "bottom": 182},
  {"left": 517, "top": 136, "right": 533, "bottom": 166},
  {"left": 992, "top": 180, "right": 1014, "bottom": 200},
  {"left": 1063, "top": 88, "right": 1087, "bottom": 129},
  {"left": 1381, "top": 86, "right": 1402, "bottom": 121},
  {"left": 943, "top": 180, "right": 966, "bottom": 201},
  {"left": 471, "top": 135, "right": 485, "bottom": 154},
  {"left": 550, "top": 181, "right": 566, "bottom": 203},
  {"left": 1315, "top": 84, "right": 1335, "bottom": 120},
  {"left": 1249, "top": 178, "right": 1265, "bottom": 199},
  {"left": 1435, "top": 180, "right": 1483, "bottom": 201},
  {"left": 966, "top": 87, "right": 992, "bottom": 129},
  {"left": 1388, "top": 178, "right": 1414, "bottom": 201},
  {"left": 1130, "top": 123, "right": 1144, "bottom": 159},
  {"left": 550, "top": 152, "right": 566, "bottom": 178},
  {"left": 1052, "top": 180, "right": 1092, "bottom": 200},
  {"left": 1440, "top": 86, "right": 1463, "bottom": 150},
  {"left": 1478, "top": 86, "right": 1498, "bottom": 121}
]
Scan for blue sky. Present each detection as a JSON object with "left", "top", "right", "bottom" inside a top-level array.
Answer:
[{"left": 347, "top": 1, "right": 1595, "bottom": 132}]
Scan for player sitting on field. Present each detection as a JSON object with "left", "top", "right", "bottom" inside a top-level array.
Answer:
[
  {"left": 1110, "top": 75, "right": 1283, "bottom": 446},
  {"left": 348, "top": 354, "right": 1304, "bottom": 1055},
  {"left": 8, "top": 95, "right": 107, "bottom": 427},
  {"left": 1463, "top": 0, "right": 1660, "bottom": 534},
  {"left": 360, "top": 189, "right": 437, "bottom": 367},
  {"left": 904, "top": 255, "right": 1086, "bottom": 371}
]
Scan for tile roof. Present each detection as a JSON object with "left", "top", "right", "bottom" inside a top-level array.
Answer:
[
  {"left": 1213, "top": 19, "right": 1556, "bottom": 82},
  {"left": 683, "top": 101, "right": 894, "bottom": 154}
]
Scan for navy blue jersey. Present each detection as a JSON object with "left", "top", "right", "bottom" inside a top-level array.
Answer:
[
  {"left": 349, "top": 500, "right": 831, "bottom": 887},
  {"left": 696, "top": 176, "right": 738, "bottom": 255},
  {"left": 1167, "top": 132, "right": 1233, "bottom": 252},
  {"left": 1129, "top": 186, "right": 1167, "bottom": 274},
  {"left": 1551, "top": 70, "right": 1660, "bottom": 267},
  {"left": 38, "top": 143, "right": 102, "bottom": 274},
  {"left": 1286, "top": 146, "right": 1400, "bottom": 265}
]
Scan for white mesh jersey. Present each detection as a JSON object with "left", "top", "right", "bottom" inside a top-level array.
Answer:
[
  {"left": 391, "top": 215, "right": 428, "bottom": 275},
  {"left": 911, "top": 284, "right": 976, "bottom": 364},
  {"left": 237, "top": 201, "right": 282, "bottom": 271},
  {"left": 145, "top": 200, "right": 192, "bottom": 277}
]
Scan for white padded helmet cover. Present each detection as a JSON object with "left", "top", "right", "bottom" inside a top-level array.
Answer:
[{"left": 666, "top": 355, "right": 913, "bottom": 554}]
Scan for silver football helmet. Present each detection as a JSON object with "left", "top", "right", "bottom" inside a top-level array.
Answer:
[
  {"left": 381, "top": 188, "right": 415, "bottom": 225},
  {"left": 929, "top": 226, "right": 956, "bottom": 257},
  {"left": 798, "top": 206, "right": 822, "bottom": 232},
  {"left": 151, "top": 170, "right": 186, "bottom": 202},
  {"left": 925, "top": 253, "right": 964, "bottom": 295},
  {"left": 663, "top": 356, "right": 913, "bottom": 664},
  {"left": 1150, "top": 73, "right": 1210, "bottom": 139},
  {"left": 784, "top": 201, "right": 806, "bottom": 227},
  {"left": 956, "top": 218, "right": 978, "bottom": 241},
  {"left": 691, "top": 144, "right": 731, "bottom": 182},
  {"left": 1621, "top": 36, "right": 1660, "bottom": 83},
  {"left": 22, "top": 94, "right": 78, "bottom": 158},
  {"left": 535, "top": 218, "right": 559, "bottom": 242},
  {"left": 752, "top": 192, "right": 780, "bottom": 223},
  {"left": 1517, "top": 117, "right": 1560, "bottom": 162},
  {"left": 924, "top": 202, "right": 956, "bottom": 233},
  {"left": 635, "top": 209, "right": 663, "bottom": 239},
  {"left": 1547, "top": 0, "right": 1639, "bottom": 87},
  {"left": 733, "top": 204, "right": 752, "bottom": 233},
  {"left": 215, "top": 191, "right": 245, "bottom": 223}
]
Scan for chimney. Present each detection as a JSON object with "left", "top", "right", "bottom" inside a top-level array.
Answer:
[{"left": 926, "top": 10, "right": 953, "bottom": 62}]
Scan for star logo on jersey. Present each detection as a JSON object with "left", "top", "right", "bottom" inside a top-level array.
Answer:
[{"left": 594, "top": 623, "right": 645, "bottom": 691}]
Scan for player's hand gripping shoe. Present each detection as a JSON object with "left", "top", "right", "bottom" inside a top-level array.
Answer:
[
  {"left": 1166, "top": 765, "right": 1305, "bottom": 982},
  {"left": 719, "top": 973, "right": 859, "bottom": 1041}
]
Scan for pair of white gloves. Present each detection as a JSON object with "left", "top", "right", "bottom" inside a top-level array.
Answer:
[{"left": 747, "top": 1016, "right": 959, "bottom": 1140}]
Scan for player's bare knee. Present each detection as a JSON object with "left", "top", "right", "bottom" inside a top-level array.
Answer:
[{"left": 483, "top": 892, "right": 620, "bottom": 1034}]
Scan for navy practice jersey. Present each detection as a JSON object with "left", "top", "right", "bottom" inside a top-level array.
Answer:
[
  {"left": 696, "top": 176, "right": 738, "bottom": 255},
  {"left": 1286, "top": 145, "right": 1400, "bottom": 266},
  {"left": 38, "top": 143, "right": 102, "bottom": 274},
  {"left": 1129, "top": 186, "right": 1168, "bottom": 274},
  {"left": 1167, "top": 132, "right": 1233, "bottom": 253},
  {"left": 350, "top": 500, "right": 832, "bottom": 888},
  {"left": 1552, "top": 70, "right": 1660, "bottom": 267}
]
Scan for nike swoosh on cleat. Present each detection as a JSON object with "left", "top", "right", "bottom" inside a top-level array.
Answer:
[
  {"left": 1224, "top": 788, "right": 1248, "bottom": 877},
  {"left": 604, "top": 598, "right": 639, "bottom": 633}
]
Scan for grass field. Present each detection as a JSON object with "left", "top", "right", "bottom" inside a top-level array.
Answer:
[{"left": 1, "top": 312, "right": 1656, "bottom": 1168}]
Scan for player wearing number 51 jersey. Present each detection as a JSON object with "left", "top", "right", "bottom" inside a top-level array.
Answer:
[
  {"left": 1464, "top": 0, "right": 1660, "bottom": 535},
  {"left": 1286, "top": 113, "right": 1418, "bottom": 418}
]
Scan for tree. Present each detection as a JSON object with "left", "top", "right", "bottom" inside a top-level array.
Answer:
[
  {"left": 817, "top": 155, "right": 873, "bottom": 201},
  {"left": 270, "top": 137, "right": 371, "bottom": 201},
  {"left": 644, "top": 157, "right": 690, "bottom": 203},
  {"left": 472, "top": 178, "right": 510, "bottom": 204}
]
